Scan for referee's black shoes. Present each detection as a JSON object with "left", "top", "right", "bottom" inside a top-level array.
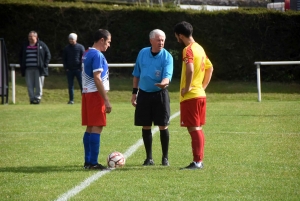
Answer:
[
  {"left": 162, "top": 157, "right": 169, "bottom": 166},
  {"left": 143, "top": 158, "right": 154, "bottom": 166}
]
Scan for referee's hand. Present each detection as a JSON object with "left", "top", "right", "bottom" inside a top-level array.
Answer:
[
  {"left": 131, "top": 94, "right": 137, "bottom": 107},
  {"left": 155, "top": 83, "right": 168, "bottom": 89}
]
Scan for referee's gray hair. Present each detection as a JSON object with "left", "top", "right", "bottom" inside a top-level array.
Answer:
[{"left": 149, "top": 29, "right": 166, "bottom": 39}]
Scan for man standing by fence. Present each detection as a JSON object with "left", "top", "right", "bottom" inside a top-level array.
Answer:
[
  {"left": 19, "top": 31, "right": 51, "bottom": 104},
  {"left": 63, "top": 33, "right": 85, "bottom": 104}
]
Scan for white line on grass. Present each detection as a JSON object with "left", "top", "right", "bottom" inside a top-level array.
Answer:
[{"left": 54, "top": 111, "right": 180, "bottom": 201}]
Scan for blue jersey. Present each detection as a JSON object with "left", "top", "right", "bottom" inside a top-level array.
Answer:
[
  {"left": 132, "top": 47, "right": 173, "bottom": 92},
  {"left": 82, "top": 48, "right": 109, "bottom": 93}
]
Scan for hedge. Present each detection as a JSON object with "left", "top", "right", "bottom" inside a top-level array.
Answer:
[{"left": 0, "top": 1, "right": 299, "bottom": 81}]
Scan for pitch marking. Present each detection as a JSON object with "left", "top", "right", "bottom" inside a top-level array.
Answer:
[{"left": 54, "top": 111, "right": 180, "bottom": 201}]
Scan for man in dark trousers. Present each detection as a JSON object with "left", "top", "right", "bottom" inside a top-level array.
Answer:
[
  {"left": 63, "top": 33, "right": 85, "bottom": 104},
  {"left": 19, "top": 31, "right": 51, "bottom": 104}
]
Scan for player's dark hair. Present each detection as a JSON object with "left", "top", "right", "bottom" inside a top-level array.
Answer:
[
  {"left": 94, "top": 29, "right": 111, "bottom": 42},
  {"left": 174, "top": 21, "right": 193, "bottom": 38}
]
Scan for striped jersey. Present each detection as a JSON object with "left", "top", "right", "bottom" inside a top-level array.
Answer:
[
  {"left": 180, "top": 42, "right": 213, "bottom": 102},
  {"left": 25, "top": 45, "right": 38, "bottom": 68},
  {"left": 82, "top": 48, "right": 109, "bottom": 93}
]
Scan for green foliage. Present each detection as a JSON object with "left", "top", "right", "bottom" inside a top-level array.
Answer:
[{"left": 0, "top": 1, "right": 300, "bottom": 81}]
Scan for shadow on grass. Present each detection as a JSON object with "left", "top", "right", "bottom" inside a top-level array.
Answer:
[
  {"left": 0, "top": 165, "right": 88, "bottom": 173},
  {"left": 110, "top": 164, "right": 177, "bottom": 172},
  {"left": 0, "top": 164, "right": 175, "bottom": 173}
]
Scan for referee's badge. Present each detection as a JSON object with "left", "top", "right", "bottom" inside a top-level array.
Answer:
[{"left": 155, "top": 70, "right": 161, "bottom": 78}]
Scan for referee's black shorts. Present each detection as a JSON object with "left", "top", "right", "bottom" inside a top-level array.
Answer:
[{"left": 134, "top": 89, "right": 170, "bottom": 126}]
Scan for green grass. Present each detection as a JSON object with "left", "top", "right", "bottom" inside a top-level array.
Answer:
[{"left": 0, "top": 75, "right": 299, "bottom": 200}]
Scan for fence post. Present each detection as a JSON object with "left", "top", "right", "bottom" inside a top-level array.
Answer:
[
  {"left": 256, "top": 63, "right": 261, "bottom": 102},
  {"left": 11, "top": 66, "right": 15, "bottom": 104}
]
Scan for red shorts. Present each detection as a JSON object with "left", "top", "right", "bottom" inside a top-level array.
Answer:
[
  {"left": 180, "top": 97, "right": 206, "bottom": 127},
  {"left": 82, "top": 92, "right": 106, "bottom": 126}
]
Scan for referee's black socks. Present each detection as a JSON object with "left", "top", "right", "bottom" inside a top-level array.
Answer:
[
  {"left": 142, "top": 129, "right": 153, "bottom": 159},
  {"left": 160, "top": 129, "right": 169, "bottom": 159}
]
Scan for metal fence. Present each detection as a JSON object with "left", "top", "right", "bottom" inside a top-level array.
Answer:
[
  {"left": 254, "top": 61, "right": 300, "bottom": 102},
  {"left": 9, "top": 63, "right": 135, "bottom": 104}
]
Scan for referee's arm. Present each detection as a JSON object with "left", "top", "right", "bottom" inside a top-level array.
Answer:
[{"left": 131, "top": 76, "right": 139, "bottom": 107}]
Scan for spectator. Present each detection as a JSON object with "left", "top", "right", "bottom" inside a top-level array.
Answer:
[
  {"left": 19, "top": 31, "right": 51, "bottom": 104},
  {"left": 63, "top": 33, "right": 85, "bottom": 104}
]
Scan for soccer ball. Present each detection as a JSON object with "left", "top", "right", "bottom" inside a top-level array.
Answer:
[{"left": 107, "top": 151, "right": 126, "bottom": 168}]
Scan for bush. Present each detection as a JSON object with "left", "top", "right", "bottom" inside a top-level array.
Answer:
[{"left": 0, "top": 0, "right": 299, "bottom": 81}]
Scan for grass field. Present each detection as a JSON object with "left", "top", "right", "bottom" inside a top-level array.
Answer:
[{"left": 0, "top": 74, "right": 299, "bottom": 200}]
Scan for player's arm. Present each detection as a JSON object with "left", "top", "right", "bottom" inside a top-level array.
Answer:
[
  {"left": 94, "top": 71, "right": 112, "bottom": 113},
  {"left": 131, "top": 76, "right": 139, "bottom": 107},
  {"left": 202, "top": 66, "right": 213, "bottom": 90},
  {"left": 181, "top": 62, "right": 194, "bottom": 97}
]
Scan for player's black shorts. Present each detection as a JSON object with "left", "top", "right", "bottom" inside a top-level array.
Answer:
[{"left": 134, "top": 89, "right": 170, "bottom": 126}]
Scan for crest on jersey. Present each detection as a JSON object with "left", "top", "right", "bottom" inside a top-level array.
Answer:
[{"left": 155, "top": 70, "right": 161, "bottom": 78}]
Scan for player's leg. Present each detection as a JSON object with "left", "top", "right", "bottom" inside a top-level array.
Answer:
[
  {"left": 82, "top": 130, "right": 90, "bottom": 169},
  {"left": 188, "top": 127, "right": 204, "bottom": 164},
  {"left": 82, "top": 93, "right": 91, "bottom": 168},
  {"left": 180, "top": 98, "right": 206, "bottom": 170},
  {"left": 83, "top": 92, "right": 107, "bottom": 170},
  {"left": 89, "top": 126, "right": 104, "bottom": 169}
]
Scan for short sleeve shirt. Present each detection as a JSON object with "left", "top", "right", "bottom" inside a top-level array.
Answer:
[
  {"left": 132, "top": 47, "right": 173, "bottom": 92},
  {"left": 82, "top": 48, "right": 109, "bottom": 93},
  {"left": 180, "top": 42, "right": 213, "bottom": 102}
]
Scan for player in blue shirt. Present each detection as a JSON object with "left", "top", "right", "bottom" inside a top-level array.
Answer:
[
  {"left": 81, "top": 29, "right": 112, "bottom": 170},
  {"left": 131, "top": 29, "right": 174, "bottom": 166}
]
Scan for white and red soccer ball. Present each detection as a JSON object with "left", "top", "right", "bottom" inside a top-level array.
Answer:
[{"left": 107, "top": 151, "right": 126, "bottom": 168}]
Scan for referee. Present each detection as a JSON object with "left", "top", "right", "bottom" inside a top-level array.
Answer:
[{"left": 131, "top": 29, "right": 174, "bottom": 166}]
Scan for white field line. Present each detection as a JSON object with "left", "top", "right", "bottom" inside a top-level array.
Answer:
[{"left": 54, "top": 111, "right": 180, "bottom": 201}]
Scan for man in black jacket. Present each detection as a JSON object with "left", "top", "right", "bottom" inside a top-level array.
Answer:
[
  {"left": 19, "top": 31, "right": 51, "bottom": 104},
  {"left": 63, "top": 33, "right": 85, "bottom": 104}
]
